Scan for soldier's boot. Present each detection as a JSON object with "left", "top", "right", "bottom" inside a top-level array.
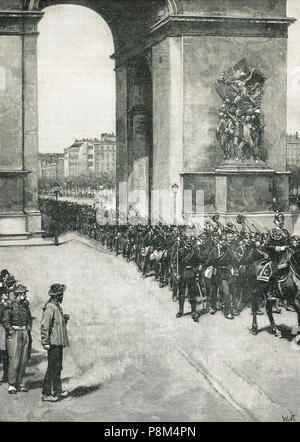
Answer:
[
  {"left": 190, "top": 302, "right": 200, "bottom": 322},
  {"left": 225, "top": 306, "right": 234, "bottom": 320},
  {"left": 172, "top": 286, "right": 178, "bottom": 301},
  {"left": 159, "top": 274, "right": 167, "bottom": 288},
  {"left": 176, "top": 301, "right": 184, "bottom": 318}
]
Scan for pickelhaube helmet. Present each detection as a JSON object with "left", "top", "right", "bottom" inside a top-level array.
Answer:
[
  {"left": 274, "top": 212, "right": 285, "bottom": 223},
  {"left": 211, "top": 214, "right": 220, "bottom": 223}
]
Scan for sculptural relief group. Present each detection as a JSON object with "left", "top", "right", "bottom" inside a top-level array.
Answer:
[{"left": 216, "top": 58, "right": 266, "bottom": 163}]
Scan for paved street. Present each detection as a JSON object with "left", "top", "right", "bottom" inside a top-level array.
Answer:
[{"left": 0, "top": 233, "right": 300, "bottom": 422}]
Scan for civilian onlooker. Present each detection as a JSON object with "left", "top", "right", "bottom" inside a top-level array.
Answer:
[{"left": 41, "top": 284, "right": 70, "bottom": 402}]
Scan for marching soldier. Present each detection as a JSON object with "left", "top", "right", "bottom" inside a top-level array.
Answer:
[
  {"left": 291, "top": 234, "right": 300, "bottom": 253},
  {"left": 207, "top": 227, "right": 239, "bottom": 320},
  {"left": 141, "top": 226, "right": 157, "bottom": 277},
  {"left": 177, "top": 238, "right": 203, "bottom": 322}
]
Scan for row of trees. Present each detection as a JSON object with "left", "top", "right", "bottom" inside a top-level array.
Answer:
[{"left": 38, "top": 172, "right": 116, "bottom": 197}]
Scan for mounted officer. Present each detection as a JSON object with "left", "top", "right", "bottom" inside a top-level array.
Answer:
[{"left": 263, "top": 212, "right": 291, "bottom": 300}]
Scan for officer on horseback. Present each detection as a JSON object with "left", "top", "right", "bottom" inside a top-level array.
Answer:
[{"left": 264, "top": 213, "right": 291, "bottom": 302}]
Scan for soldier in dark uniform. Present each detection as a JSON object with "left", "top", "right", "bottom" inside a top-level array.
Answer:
[
  {"left": 175, "top": 237, "right": 201, "bottom": 322},
  {"left": 3, "top": 284, "right": 32, "bottom": 394},
  {"left": 263, "top": 213, "right": 291, "bottom": 313},
  {"left": 157, "top": 229, "right": 170, "bottom": 288},
  {"left": 170, "top": 233, "right": 184, "bottom": 301},
  {"left": 264, "top": 213, "right": 291, "bottom": 302},
  {"left": 207, "top": 227, "right": 239, "bottom": 319},
  {"left": 141, "top": 226, "right": 156, "bottom": 277},
  {"left": 0, "top": 269, "right": 10, "bottom": 288},
  {"left": 291, "top": 234, "right": 300, "bottom": 253},
  {"left": 0, "top": 288, "right": 10, "bottom": 384}
]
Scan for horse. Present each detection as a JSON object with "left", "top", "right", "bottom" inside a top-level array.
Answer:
[{"left": 244, "top": 248, "right": 300, "bottom": 337}]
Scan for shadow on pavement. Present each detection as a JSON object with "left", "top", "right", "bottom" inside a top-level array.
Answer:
[
  {"left": 69, "top": 384, "right": 102, "bottom": 398},
  {"left": 27, "top": 352, "right": 48, "bottom": 367},
  {"left": 257, "top": 324, "right": 295, "bottom": 341},
  {"left": 26, "top": 376, "right": 71, "bottom": 390}
]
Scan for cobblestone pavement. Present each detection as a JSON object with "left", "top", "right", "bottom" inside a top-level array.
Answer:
[{"left": 0, "top": 233, "right": 299, "bottom": 422}]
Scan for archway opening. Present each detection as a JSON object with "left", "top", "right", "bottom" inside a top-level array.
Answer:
[{"left": 37, "top": 4, "right": 116, "bottom": 205}]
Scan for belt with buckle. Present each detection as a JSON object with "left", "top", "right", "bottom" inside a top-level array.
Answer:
[{"left": 12, "top": 325, "right": 27, "bottom": 330}]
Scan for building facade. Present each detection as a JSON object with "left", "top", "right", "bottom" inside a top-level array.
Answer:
[
  {"left": 88, "top": 133, "right": 116, "bottom": 176},
  {"left": 64, "top": 140, "right": 88, "bottom": 178},
  {"left": 287, "top": 133, "right": 300, "bottom": 167},
  {"left": 64, "top": 134, "right": 116, "bottom": 178},
  {"left": 39, "top": 153, "right": 64, "bottom": 181}
]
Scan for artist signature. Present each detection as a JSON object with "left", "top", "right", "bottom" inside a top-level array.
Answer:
[{"left": 282, "top": 415, "right": 296, "bottom": 422}]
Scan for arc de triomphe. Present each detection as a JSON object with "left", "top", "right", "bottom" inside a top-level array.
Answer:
[{"left": 0, "top": 0, "right": 295, "bottom": 237}]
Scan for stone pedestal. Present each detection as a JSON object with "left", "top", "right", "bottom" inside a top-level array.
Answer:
[
  {"left": 182, "top": 168, "right": 292, "bottom": 231},
  {"left": 0, "top": 10, "right": 43, "bottom": 239}
]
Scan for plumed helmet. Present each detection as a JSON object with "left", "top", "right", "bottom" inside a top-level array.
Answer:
[
  {"left": 236, "top": 214, "right": 246, "bottom": 225},
  {"left": 0, "top": 269, "right": 9, "bottom": 279},
  {"left": 274, "top": 212, "right": 285, "bottom": 223},
  {"left": 6, "top": 275, "right": 17, "bottom": 288},
  {"left": 211, "top": 214, "right": 220, "bottom": 223}
]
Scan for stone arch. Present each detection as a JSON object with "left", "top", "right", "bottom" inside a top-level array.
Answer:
[
  {"left": 36, "top": 1, "right": 120, "bottom": 51},
  {"left": 167, "top": 0, "right": 183, "bottom": 15}
]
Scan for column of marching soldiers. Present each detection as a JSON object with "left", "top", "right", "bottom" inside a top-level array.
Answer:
[{"left": 38, "top": 197, "right": 300, "bottom": 323}]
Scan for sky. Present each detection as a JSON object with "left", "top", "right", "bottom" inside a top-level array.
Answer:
[
  {"left": 38, "top": 5, "right": 115, "bottom": 153},
  {"left": 38, "top": 1, "right": 300, "bottom": 153},
  {"left": 287, "top": 0, "right": 300, "bottom": 133}
]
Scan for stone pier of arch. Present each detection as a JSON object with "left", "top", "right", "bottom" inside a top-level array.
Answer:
[{"left": 0, "top": 0, "right": 295, "bottom": 238}]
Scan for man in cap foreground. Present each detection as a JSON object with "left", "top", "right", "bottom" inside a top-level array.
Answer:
[
  {"left": 41, "top": 283, "right": 70, "bottom": 402},
  {"left": 3, "top": 284, "right": 32, "bottom": 394}
]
